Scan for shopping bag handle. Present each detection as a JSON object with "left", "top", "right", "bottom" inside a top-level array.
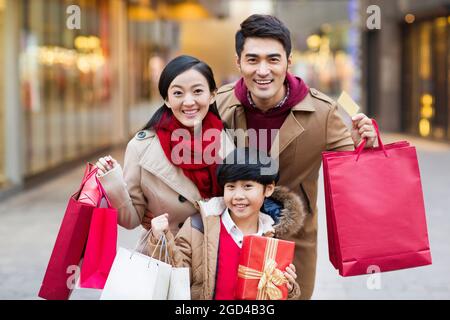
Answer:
[
  {"left": 133, "top": 228, "right": 156, "bottom": 253},
  {"left": 75, "top": 163, "right": 98, "bottom": 196},
  {"left": 132, "top": 229, "right": 171, "bottom": 263},
  {"left": 94, "top": 175, "right": 113, "bottom": 208},
  {"left": 355, "top": 119, "right": 388, "bottom": 161},
  {"left": 80, "top": 163, "right": 98, "bottom": 185},
  {"left": 159, "top": 235, "right": 171, "bottom": 265}
]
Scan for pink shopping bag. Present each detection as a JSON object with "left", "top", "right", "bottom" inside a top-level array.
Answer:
[{"left": 79, "top": 178, "right": 118, "bottom": 289}]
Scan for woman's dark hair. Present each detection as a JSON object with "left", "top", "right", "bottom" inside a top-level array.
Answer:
[
  {"left": 217, "top": 147, "right": 280, "bottom": 188},
  {"left": 141, "top": 55, "right": 222, "bottom": 131},
  {"left": 235, "top": 14, "right": 292, "bottom": 58}
]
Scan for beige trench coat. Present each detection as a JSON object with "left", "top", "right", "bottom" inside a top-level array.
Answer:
[
  {"left": 215, "top": 83, "right": 355, "bottom": 299},
  {"left": 98, "top": 129, "right": 235, "bottom": 235}
]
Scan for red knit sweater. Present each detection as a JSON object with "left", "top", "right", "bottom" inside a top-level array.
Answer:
[{"left": 214, "top": 221, "right": 241, "bottom": 300}]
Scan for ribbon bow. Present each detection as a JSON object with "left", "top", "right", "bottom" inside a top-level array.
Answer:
[{"left": 238, "top": 258, "right": 288, "bottom": 300}]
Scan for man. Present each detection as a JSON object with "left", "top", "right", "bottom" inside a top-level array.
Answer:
[{"left": 215, "top": 14, "right": 377, "bottom": 300}]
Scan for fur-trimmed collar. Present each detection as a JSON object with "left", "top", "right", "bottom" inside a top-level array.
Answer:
[{"left": 266, "top": 185, "right": 308, "bottom": 238}]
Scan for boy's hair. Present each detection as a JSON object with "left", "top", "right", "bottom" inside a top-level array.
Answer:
[
  {"left": 235, "top": 14, "right": 292, "bottom": 58},
  {"left": 217, "top": 148, "right": 279, "bottom": 188}
]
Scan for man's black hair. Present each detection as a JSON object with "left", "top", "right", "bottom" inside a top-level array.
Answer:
[
  {"left": 235, "top": 14, "right": 292, "bottom": 58},
  {"left": 217, "top": 147, "right": 279, "bottom": 188}
]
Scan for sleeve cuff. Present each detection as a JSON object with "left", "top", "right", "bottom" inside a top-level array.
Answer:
[{"left": 97, "top": 164, "right": 131, "bottom": 209}]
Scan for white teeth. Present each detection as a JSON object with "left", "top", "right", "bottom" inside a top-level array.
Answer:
[
  {"left": 183, "top": 110, "right": 198, "bottom": 114},
  {"left": 255, "top": 80, "right": 272, "bottom": 84}
]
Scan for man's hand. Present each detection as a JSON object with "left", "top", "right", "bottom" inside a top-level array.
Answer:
[{"left": 351, "top": 113, "right": 377, "bottom": 148}]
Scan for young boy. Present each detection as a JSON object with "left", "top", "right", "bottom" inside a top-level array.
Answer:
[{"left": 148, "top": 148, "right": 308, "bottom": 300}]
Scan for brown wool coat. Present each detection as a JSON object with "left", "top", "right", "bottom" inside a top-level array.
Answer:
[
  {"left": 215, "top": 83, "right": 355, "bottom": 299},
  {"left": 147, "top": 186, "right": 309, "bottom": 300}
]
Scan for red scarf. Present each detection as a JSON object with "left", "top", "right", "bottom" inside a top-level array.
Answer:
[{"left": 155, "top": 111, "right": 224, "bottom": 199}]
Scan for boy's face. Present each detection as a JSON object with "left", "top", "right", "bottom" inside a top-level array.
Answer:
[
  {"left": 224, "top": 180, "right": 275, "bottom": 220},
  {"left": 237, "top": 37, "right": 292, "bottom": 110}
]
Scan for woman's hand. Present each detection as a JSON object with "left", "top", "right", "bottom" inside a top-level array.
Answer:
[
  {"left": 96, "top": 155, "right": 118, "bottom": 176},
  {"left": 151, "top": 213, "right": 169, "bottom": 239},
  {"left": 284, "top": 264, "right": 297, "bottom": 293}
]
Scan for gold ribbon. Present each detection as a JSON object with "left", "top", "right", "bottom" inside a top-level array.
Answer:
[{"left": 237, "top": 238, "right": 288, "bottom": 300}]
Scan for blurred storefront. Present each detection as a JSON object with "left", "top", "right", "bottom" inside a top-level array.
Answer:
[
  {"left": 20, "top": 0, "right": 114, "bottom": 177},
  {"left": 360, "top": 0, "right": 450, "bottom": 142},
  {"left": 0, "top": 0, "right": 5, "bottom": 188},
  {"left": 275, "top": 0, "right": 360, "bottom": 100},
  {"left": 402, "top": 14, "right": 450, "bottom": 141},
  {"left": 1, "top": 0, "right": 226, "bottom": 196},
  {"left": 126, "top": 3, "right": 177, "bottom": 134},
  {"left": 1, "top": 0, "right": 367, "bottom": 196}
]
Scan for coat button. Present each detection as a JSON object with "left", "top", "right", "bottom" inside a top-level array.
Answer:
[
  {"left": 137, "top": 131, "right": 146, "bottom": 139},
  {"left": 178, "top": 195, "right": 187, "bottom": 203}
]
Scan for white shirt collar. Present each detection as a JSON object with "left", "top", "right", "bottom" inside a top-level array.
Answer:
[{"left": 221, "top": 208, "right": 275, "bottom": 248}]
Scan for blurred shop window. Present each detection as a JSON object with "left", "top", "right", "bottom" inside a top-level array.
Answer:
[
  {"left": 149, "top": 54, "right": 164, "bottom": 98},
  {"left": 20, "top": 0, "right": 112, "bottom": 177},
  {"left": 127, "top": 6, "right": 177, "bottom": 135},
  {"left": 0, "top": 0, "right": 5, "bottom": 187},
  {"left": 402, "top": 15, "right": 449, "bottom": 141},
  {"left": 292, "top": 24, "right": 356, "bottom": 99}
]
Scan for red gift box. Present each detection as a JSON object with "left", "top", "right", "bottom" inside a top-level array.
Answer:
[{"left": 236, "top": 235, "right": 295, "bottom": 300}]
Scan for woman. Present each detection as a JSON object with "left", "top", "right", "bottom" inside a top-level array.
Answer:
[{"left": 96, "top": 55, "right": 234, "bottom": 235}]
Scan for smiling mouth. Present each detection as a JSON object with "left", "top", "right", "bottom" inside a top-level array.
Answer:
[
  {"left": 233, "top": 204, "right": 248, "bottom": 209},
  {"left": 182, "top": 109, "right": 199, "bottom": 116},
  {"left": 254, "top": 79, "right": 273, "bottom": 85}
]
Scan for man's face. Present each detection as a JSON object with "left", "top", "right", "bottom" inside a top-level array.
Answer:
[{"left": 237, "top": 37, "right": 291, "bottom": 110}]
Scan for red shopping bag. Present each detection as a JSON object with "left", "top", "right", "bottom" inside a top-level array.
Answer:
[
  {"left": 322, "top": 120, "right": 432, "bottom": 276},
  {"left": 79, "top": 180, "right": 118, "bottom": 289},
  {"left": 38, "top": 164, "right": 103, "bottom": 300}
]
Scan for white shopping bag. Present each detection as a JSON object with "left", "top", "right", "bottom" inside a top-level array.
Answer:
[
  {"left": 168, "top": 267, "right": 191, "bottom": 300},
  {"left": 70, "top": 263, "right": 103, "bottom": 300},
  {"left": 100, "top": 232, "right": 172, "bottom": 300}
]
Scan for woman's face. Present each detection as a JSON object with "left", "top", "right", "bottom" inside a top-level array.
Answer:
[{"left": 166, "top": 68, "right": 215, "bottom": 128}]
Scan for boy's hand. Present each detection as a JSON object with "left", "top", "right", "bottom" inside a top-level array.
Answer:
[
  {"left": 96, "top": 155, "right": 118, "bottom": 176},
  {"left": 151, "top": 213, "right": 169, "bottom": 239},
  {"left": 284, "top": 264, "right": 297, "bottom": 293}
]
